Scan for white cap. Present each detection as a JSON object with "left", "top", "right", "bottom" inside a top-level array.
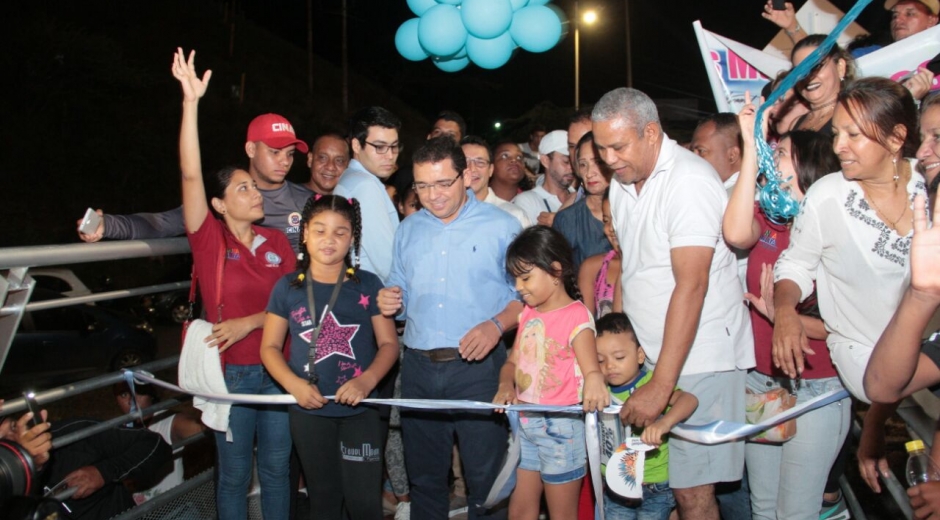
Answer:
[{"left": 538, "top": 130, "right": 569, "bottom": 156}]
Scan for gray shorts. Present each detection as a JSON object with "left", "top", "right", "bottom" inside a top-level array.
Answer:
[{"left": 667, "top": 369, "right": 746, "bottom": 489}]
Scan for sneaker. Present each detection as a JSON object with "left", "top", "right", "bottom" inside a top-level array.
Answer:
[
  {"left": 820, "top": 491, "right": 851, "bottom": 520},
  {"left": 395, "top": 501, "right": 411, "bottom": 520}
]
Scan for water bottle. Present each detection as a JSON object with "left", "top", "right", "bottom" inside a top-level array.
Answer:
[{"left": 906, "top": 439, "right": 940, "bottom": 486}]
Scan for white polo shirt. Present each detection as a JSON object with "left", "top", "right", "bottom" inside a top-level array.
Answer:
[{"left": 610, "top": 135, "right": 754, "bottom": 375}]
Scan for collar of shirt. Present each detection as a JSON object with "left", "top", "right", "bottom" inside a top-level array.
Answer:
[{"left": 609, "top": 368, "right": 649, "bottom": 395}]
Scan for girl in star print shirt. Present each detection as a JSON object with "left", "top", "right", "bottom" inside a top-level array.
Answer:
[{"left": 261, "top": 195, "right": 400, "bottom": 520}]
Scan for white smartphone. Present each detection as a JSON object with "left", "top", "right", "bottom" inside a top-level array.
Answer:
[{"left": 78, "top": 208, "right": 101, "bottom": 235}]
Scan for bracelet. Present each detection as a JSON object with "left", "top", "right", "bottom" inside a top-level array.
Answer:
[
  {"left": 786, "top": 23, "right": 802, "bottom": 36},
  {"left": 490, "top": 317, "right": 504, "bottom": 335}
]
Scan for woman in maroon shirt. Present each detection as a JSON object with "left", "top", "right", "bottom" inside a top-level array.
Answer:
[
  {"left": 722, "top": 96, "right": 844, "bottom": 520},
  {"left": 173, "top": 48, "right": 295, "bottom": 520}
]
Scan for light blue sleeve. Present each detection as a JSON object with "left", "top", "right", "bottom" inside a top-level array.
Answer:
[
  {"left": 339, "top": 176, "right": 398, "bottom": 283},
  {"left": 386, "top": 222, "right": 409, "bottom": 320}
]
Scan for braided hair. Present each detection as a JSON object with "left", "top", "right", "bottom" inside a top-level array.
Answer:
[
  {"left": 292, "top": 194, "right": 363, "bottom": 287},
  {"left": 506, "top": 225, "right": 581, "bottom": 301}
]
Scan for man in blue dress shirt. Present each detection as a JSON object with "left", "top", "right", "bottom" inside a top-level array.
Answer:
[
  {"left": 378, "top": 136, "right": 523, "bottom": 520},
  {"left": 334, "top": 106, "right": 403, "bottom": 282}
]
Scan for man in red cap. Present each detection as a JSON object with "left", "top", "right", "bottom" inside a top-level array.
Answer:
[{"left": 78, "top": 113, "right": 319, "bottom": 252}]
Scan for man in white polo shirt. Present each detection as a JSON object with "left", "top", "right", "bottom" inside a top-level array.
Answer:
[{"left": 592, "top": 87, "right": 754, "bottom": 520}]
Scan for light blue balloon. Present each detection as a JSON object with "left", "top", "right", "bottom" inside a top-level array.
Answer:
[
  {"left": 466, "top": 32, "right": 514, "bottom": 69},
  {"left": 527, "top": 0, "right": 550, "bottom": 5},
  {"left": 461, "top": 0, "right": 513, "bottom": 39},
  {"left": 547, "top": 4, "right": 570, "bottom": 40},
  {"left": 452, "top": 46, "right": 468, "bottom": 59},
  {"left": 418, "top": 5, "right": 468, "bottom": 57},
  {"left": 395, "top": 19, "right": 428, "bottom": 61},
  {"left": 433, "top": 55, "right": 470, "bottom": 72},
  {"left": 509, "top": 0, "right": 529, "bottom": 10},
  {"left": 509, "top": 5, "right": 562, "bottom": 53},
  {"left": 437, "top": 0, "right": 463, "bottom": 4},
  {"left": 406, "top": 0, "right": 438, "bottom": 16}
]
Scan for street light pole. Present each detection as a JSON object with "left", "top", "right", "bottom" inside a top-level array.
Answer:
[
  {"left": 625, "top": 0, "right": 633, "bottom": 88},
  {"left": 574, "top": 0, "right": 580, "bottom": 110}
]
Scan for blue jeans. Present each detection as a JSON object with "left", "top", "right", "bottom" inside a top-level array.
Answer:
[
  {"left": 518, "top": 412, "right": 586, "bottom": 483},
  {"left": 215, "top": 364, "right": 291, "bottom": 520},
  {"left": 745, "top": 371, "right": 850, "bottom": 520},
  {"left": 400, "top": 347, "right": 508, "bottom": 520},
  {"left": 604, "top": 481, "right": 675, "bottom": 520}
]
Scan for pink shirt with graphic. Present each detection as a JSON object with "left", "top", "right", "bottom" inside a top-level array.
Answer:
[{"left": 513, "top": 301, "right": 595, "bottom": 405}]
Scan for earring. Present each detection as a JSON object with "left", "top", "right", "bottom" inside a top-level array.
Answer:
[
  {"left": 893, "top": 157, "right": 900, "bottom": 185},
  {"left": 553, "top": 279, "right": 559, "bottom": 286}
]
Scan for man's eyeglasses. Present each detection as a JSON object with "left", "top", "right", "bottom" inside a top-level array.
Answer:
[
  {"left": 413, "top": 176, "right": 462, "bottom": 192},
  {"left": 467, "top": 158, "right": 490, "bottom": 169},
  {"left": 496, "top": 152, "right": 524, "bottom": 162},
  {"left": 365, "top": 141, "right": 403, "bottom": 155}
]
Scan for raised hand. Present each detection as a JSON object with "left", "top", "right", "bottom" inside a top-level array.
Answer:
[
  {"left": 745, "top": 263, "right": 776, "bottom": 322},
  {"left": 903, "top": 67, "right": 937, "bottom": 102},
  {"left": 171, "top": 48, "right": 212, "bottom": 102},
  {"left": 738, "top": 92, "right": 758, "bottom": 145},
  {"left": 762, "top": 1, "right": 797, "bottom": 32}
]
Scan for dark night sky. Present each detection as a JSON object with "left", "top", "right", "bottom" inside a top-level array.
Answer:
[
  {"left": 0, "top": 0, "right": 895, "bottom": 247},
  {"left": 242, "top": 0, "right": 891, "bottom": 131}
]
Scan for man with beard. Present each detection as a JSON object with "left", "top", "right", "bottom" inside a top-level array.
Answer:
[{"left": 512, "top": 130, "right": 574, "bottom": 227}]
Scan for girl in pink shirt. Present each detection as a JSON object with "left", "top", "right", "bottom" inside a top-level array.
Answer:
[{"left": 493, "top": 225, "right": 609, "bottom": 520}]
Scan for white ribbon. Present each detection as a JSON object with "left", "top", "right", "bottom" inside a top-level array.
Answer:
[{"left": 127, "top": 371, "right": 849, "bottom": 519}]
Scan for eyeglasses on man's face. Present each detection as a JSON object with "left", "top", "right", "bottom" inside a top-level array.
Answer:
[
  {"left": 466, "top": 158, "right": 490, "bottom": 169},
  {"left": 413, "top": 176, "right": 462, "bottom": 192},
  {"left": 365, "top": 141, "right": 403, "bottom": 155}
]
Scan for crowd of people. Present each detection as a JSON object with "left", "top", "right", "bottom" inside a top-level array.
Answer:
[{"left": 3, "top": 1, "right": 938, "bottom": 519}]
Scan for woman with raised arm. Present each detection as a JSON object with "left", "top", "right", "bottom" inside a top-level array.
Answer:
[
  {"left": 172, "top": 48, "right": 295, "bottom": 520},
  {"left": 724, "top": 93, "right": 846, "bottom": 520}
]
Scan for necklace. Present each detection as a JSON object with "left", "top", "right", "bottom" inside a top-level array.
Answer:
[
  {"left": 810, "top": 99, "right": 837, "bottom": 112},
  {"left": 861, "top": 184, "right": 908, "bottom": 231}
]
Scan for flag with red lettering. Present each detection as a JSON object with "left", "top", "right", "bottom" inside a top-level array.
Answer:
[{"left": 693, "top": 21, "right": 785, "bottom": 113}]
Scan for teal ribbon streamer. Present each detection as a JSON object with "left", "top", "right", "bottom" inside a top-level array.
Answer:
[{"left": 755, "top": 0, "right": 873, "bottom": 223}]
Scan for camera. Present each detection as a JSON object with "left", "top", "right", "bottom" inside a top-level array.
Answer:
[{"left": 0, "top": 439, "right": 63, "bottom": 520}]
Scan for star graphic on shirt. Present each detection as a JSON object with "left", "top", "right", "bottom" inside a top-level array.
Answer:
[
  {"left": 299, "top": 312, "right": 359, "bottom": 363},
  {"left": 358, "top": 294, "right": 370, "bottom": 309}
]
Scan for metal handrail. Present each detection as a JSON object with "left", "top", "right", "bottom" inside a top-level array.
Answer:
[
  {"left": 53, "top": 397, "right": 188, "bottom": 450},
  {"left": 0, "top": 238, "right": 190, "bottom": 269},
  {"left": 21, "top": 281, "right": 191, "bottom": 312},
  {"left": 0, "top": 356, "right": 179, "bottom": 415}
]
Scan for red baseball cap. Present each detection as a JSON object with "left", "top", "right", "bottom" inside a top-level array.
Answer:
[{"left": 246, "top": 114, "right": 309, "bottom": 153}]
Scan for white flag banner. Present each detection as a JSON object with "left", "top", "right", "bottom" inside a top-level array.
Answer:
[
  {"left": 693, "top": 21, "right": 779, "bottom": 113},
  {"left": 856, "top": 24, "right": 940, "bottom": 87},
  {"left": 695, "top": 12, "right": 940, "bottom": 114}
]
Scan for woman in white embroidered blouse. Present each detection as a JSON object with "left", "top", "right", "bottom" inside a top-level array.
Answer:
[{"left": 773, "top": 77, "right": 926, "bottom": 403}]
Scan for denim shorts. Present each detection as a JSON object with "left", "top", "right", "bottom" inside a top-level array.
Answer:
[
  {"left": 518, "top": 411, "right": 586, "bottom": 484},
  {"left": 604, "top": 481, "right": 675, "bottom": 520}
]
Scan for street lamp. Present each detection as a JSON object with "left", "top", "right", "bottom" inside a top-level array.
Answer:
[{"left": 575, "top": 2, "right": 597, "bottom": 109}]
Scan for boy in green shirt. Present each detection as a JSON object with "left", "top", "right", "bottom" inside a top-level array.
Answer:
[{"left": 596, "top": 312, "right": 698, "bottom": 520}]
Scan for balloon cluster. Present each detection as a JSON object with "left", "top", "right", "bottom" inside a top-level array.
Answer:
[{"left": 395, "top": 0, "right": 567, "bottom": 72}]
